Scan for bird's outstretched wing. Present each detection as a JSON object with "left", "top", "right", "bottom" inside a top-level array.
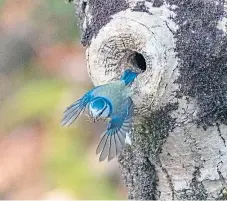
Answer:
[
  {"left": 96, "top": 97, "right": 134, "bottom": 161},
  {"left": 61, "top": 91, "right": 94, "bottom": 127}
]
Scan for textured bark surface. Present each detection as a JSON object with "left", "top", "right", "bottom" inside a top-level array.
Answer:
[{"left": 72, "top": 0, "right": 227, "bottom": 199}]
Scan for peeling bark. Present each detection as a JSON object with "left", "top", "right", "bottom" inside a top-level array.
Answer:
[{"left": 71, "top": 0, "right": 227, "bottom": 199}]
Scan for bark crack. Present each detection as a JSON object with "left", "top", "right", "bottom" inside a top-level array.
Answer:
[
  {"left": 125, "top": 17, "right": 155, "bottom": 35},
  {"left": 164, "top": 20, "right": 175, "bottom": 34},
  {"left": 157, "top": 157, "right": 174, "bottom": 200},
  {"left": 174, "top": 124, "right": 208, "bottom": 199},
  {"left": 217, "top": 161, "right": 226, "bottom": 185},
  {"left": 216, "top": 123, "right": 226, "bottom": 147}
]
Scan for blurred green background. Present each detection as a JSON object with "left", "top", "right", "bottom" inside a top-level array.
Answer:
[{"left": 0, "top": 0, "right": 126, "bottom": 199}]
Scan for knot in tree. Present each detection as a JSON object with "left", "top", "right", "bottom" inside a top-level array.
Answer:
[{"left": 71, "top": 0, "right": 227, "bottom": 199}]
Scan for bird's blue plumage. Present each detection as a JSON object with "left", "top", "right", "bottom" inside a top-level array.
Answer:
[
  {"left": 91, "top": 98, "right": 105, "bottom": 111},
  {"left": 89, "top": 97, "right": 112, "bottom": 121},
  {"left": 120, "top": 69, "right": 138, "bottom": 85},
  {"left": 61, "top": 69, "right": 138, "bottom": 161},
  {"left": 96, "top": 97, "right": 134, "bottom": 161},
  {"left": 61, "top": 90, "right": 94, "bottom": 126}
]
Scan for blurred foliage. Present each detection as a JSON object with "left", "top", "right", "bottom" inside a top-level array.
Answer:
[
  {"left": 33, "top": 0, "right": 80, "bottom": 42},
  {"left": 0, "top": 0, "right": 125, "bottom": 199},
  {"left": 0, "top": 78, "right": 66, "bottom": 131},
  {"left": 0, "top": 0, "right": 5, "bottom": 8},
  {"left": 45, "top": 126, "right": 116, "bottom": 199}
]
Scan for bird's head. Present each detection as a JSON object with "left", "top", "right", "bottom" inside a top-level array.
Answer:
[{"left": 88, "top": 97, "right": 112, "bottom": 122}]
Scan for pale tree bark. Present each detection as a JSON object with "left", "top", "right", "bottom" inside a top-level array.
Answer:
[{"left": 72, "top": 0, "right": 227, "bottom": 199}]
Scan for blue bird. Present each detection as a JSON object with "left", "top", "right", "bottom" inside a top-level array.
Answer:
[{"left": 61, "top": 69, "right": 138, "bottom": 161}]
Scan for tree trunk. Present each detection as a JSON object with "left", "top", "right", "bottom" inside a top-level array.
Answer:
[{"left": 72, "top": 0, "right": 227, "bottom": 199}]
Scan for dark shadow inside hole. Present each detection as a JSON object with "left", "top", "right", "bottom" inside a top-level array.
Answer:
[
  {"left": 134, "top": 52, "right": 146, "bottom": 71},
  {"left": 82, "top": 1, "right": 87, "bottom": 13}
]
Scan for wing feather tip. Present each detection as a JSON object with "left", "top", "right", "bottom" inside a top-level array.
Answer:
[
  {"left": 60, "top": 122, "right": 66, "bottom": 127},
  {"left": 99, "top": 154, "right": 107, "bottom": 162},
  {"left": 60, "top": 118, "right": 69, "bottom": 127},
  {"left": 96, "top": 148, "right": 101, "bottom": 155},
  {"left": 60, "top": 122, "right": 70, "bottom": 127},
  {"left": 108, "top": 155, "right": 115, "bottom": 161}
]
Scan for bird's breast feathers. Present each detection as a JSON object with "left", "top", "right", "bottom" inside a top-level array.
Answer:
[{"left": 93, "top": 81, "right": 130, "bottom": 112}]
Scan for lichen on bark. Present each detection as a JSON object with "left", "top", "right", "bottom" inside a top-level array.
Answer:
[
  {"left": 118, "top": 103, "right": 177, "bottom": 199},
  {"left": 71, "top": 0, "right": 227, "bottom": 199}
]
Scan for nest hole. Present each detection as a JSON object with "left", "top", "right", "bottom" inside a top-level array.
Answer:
[
  {"left": 122, "top": 51, "right": 147, "bottom": 73},
  {"left": 134, "top": 52, "right": 146, "bottom": 71}
]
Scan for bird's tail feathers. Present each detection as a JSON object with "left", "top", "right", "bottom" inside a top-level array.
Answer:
[{"left": 120, "top": 69, "right": 138, "bottom": 85}]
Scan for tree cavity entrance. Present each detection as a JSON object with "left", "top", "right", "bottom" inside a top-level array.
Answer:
[
  {"left": 127, "top": 51, "right": 146, "bottom": 73},
  {"left": 134, "top": 52, "right": 146, "bottom": 71}
]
